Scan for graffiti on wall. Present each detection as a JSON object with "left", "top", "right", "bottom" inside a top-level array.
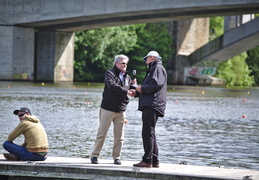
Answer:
[
  {"left": 185, "top": 66, "right": 225, "bottom": 85},
  {"left": 187, "top": 66, "right": 217, "bottom": 78},
  {"left": 13, "top": 72, "right": 33, "bottom": 80}
]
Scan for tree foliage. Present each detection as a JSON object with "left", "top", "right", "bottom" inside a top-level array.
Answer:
[
  {"left": 74, "top": 25, "right": 138, "bottom": 81},
  {"left": 126, "top": 22, "right": 174, "bottom": 81},
  {"left": 215, "top": 53, "right": 254, "bottom": 86},
  {"left": 210, "top": 16, "right": 257, "bottom": 86},
  {"left": 74, "top": 23, "right": 173, "bottom": 82},
  {"left": 246, "top": 46, "right": 259, "bottom": 85},
  {"left": 209, "top": 16, "right": 224, "bottom": 41}
]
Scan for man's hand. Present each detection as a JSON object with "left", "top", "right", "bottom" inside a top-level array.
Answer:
[
  {"left": 127, "top": 89, "right": 136, "bottom": 97},
  {"left": 135, "top": 86, "right": 141, "bottom": 93}
]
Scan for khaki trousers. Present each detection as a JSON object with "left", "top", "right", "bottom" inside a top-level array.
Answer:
[{"left": 91, "top": 108, "right": 125, "bottom": 160}]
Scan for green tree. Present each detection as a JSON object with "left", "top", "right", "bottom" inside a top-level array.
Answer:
[
  {"left": 210, "top": 16, "right": 256, "bottom": 86},
  {"left": 74, "top": 25, "right": 138, "bottom": 81},
  {"left": 209, "top": 16, "right": 224, "bottom": 41},
  {"left": 74, "top": 23, "right": 173, "bottom": 82},
  {"left": 126, "top": 22, "right": 174, "bottom": 80},
  {"left": 246, "top": 46, "right": 259, "bottom": 85},
  {"left": 215, "top": 53, "right": 254, "bottom": 86}
]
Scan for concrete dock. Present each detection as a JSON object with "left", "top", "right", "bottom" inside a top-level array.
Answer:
[{"left": 0, "top": 155, "right": 258, "bottom": 180}]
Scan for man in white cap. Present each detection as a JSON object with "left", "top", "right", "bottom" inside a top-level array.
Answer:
[{"left": 131, "top": 51, "right": 167, "bottom": 168}]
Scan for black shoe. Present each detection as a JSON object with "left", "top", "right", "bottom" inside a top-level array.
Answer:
[
  {"left": 91, "top": 157, "right": 98, "bottom": 164},
  {"left": 152, "top": 163, "right": 160, "bottom": 168},
  {"left": 114, "top": 159, "right": 121, "bottom": 165}
]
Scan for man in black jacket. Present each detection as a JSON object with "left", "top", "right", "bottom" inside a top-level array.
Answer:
[
  {"left": 91, "top": 54, "right": 134, "bottom": 165},
  {"left": 132, "top": 51, "right": 167, "bottom": 168}
]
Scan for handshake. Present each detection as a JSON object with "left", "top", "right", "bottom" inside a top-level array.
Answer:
[
  {"left": 127, "top": 86, "right": 141, "bottom": 97},
  {"left": 127, "top": 89, "right": 136, "bottom": 97},
  {"left": 127, "top": 77, "right": 141, "bottom": 97}
]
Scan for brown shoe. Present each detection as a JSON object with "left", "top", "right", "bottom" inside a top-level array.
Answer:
[
  {"left": 133, "top": 161, "right": 152, "bottom": 168},
  {"left": 152, "top": 163, "right": 160, "bottom": 168},
  {"left": 3, "top": 153, "right": 19, "bottom": 160}
]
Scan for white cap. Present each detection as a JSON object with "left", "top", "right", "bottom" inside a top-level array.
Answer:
[{"left": 143, "top": 51, "right": 162, "bottom": 61}]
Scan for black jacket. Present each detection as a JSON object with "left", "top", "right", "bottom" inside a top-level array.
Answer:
[
  {"left": 101, "top": 66, "right": 132, "bottom": 113},
  {"left": 137, "top": 60, "right": 167, "bottom": 117}
]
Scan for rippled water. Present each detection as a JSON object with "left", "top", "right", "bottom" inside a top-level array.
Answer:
[{"left": 0, "top": 81, "right": 258, "bottom": 170}]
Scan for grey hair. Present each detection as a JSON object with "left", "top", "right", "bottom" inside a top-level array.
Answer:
[{"left": 113, "top": 54, "right": 129, "bottom": 66}]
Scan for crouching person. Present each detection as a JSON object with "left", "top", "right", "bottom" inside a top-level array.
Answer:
[{"left": 3, "top": 107, "right": 49, "bottom": 161}]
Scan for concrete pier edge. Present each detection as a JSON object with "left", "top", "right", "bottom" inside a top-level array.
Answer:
[{"left": 0, "top": 155, "right": 258, "bottom": 180}]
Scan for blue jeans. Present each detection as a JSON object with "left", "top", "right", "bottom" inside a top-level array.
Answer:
[{"left": 3, "top": 141, "right": 47, "bottom": 161}]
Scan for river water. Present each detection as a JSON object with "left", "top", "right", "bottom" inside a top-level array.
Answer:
[{"left": 0, "top": 81, "right": 258, "bottom": 170}]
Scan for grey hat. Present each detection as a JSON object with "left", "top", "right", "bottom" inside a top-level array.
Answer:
[{"left": 13, "top": 107, "right": 31, "bottom": 115}]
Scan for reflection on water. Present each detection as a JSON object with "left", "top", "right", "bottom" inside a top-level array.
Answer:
[{"left": 0, "top": 81, "right": 258, "bottom": 170}]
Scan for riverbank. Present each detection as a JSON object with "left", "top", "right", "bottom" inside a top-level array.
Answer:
[{"left": 0, "top": 155, "right": 258, "bottom": 180}]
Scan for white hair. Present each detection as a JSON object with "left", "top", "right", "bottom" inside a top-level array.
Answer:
[{"left": 113, "top": 54, "right": 129, "bottom": 66}]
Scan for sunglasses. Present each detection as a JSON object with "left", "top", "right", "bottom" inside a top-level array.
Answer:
[
  {"left": 118, "top": 62, "right": 128, "bottom": 65},
  {"left": 18, "top": 113, "right": 25, "bottom": 117}
]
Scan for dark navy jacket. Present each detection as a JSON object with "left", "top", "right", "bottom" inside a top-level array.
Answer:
[
  {"left": 101, "top": 66, "right": 132, "bottom": 113},
  {"left": 137, "top": 60, "right": 167, "bottom": 117}
]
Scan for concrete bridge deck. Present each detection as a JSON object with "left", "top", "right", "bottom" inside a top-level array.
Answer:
[
  {"left": 0, "top": 155, "right": 258, "bottom": 180},
  {"left": 1, "top": 0, "right": 259, "bottom": 83}
]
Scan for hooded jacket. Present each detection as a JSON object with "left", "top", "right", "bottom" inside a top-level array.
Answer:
[
  {"left": 101, "top": 66, "right": 133, "bottom": 113},
  {"left": 7, "top": 115, "right": 49, "bottom": 149},
  {"left": 137, "top": 60, "right": 167, "bottom": 117}
]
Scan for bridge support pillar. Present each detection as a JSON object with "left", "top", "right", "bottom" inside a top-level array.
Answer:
[
  {"left": 35, "top": 30, "right": 74, "bottom": 82},
  {"left": 0, "top": 26, "right": 35, "bottom": 80},
  {"left": 168, "top": 18, "right": 209, "bottom": 84}
]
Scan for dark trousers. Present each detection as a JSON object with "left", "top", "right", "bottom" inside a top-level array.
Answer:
[{"left": 141, "top": 108, "right": 160, "bottom": 164}]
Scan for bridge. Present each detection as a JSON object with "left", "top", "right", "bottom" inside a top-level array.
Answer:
[
  {"left": 189, "top": 17, "right": 259, "bottom": 64},
  {"left": 1, "top": 0, "right": 259, "bottom": 83}
]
